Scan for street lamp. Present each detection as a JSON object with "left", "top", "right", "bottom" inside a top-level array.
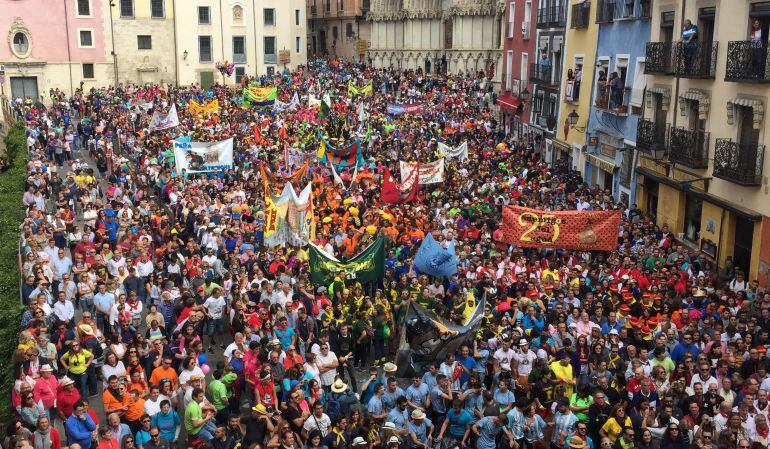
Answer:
[
  {"left": 183, "top": 50, "right": 189, "bottom": 60},
  {"left": 567, "top": 109, "right": 586, "bottom": 132},
  {"left": 649, "top": 146, "right": 666, "bottom": 161}
]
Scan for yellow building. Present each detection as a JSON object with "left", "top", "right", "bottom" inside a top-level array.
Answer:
[
  {"left": 553, "top": 0, "right": 598, "bottom": 168},
  {"left": 636, "top": 0, "right": 770, "bottom": 285}
]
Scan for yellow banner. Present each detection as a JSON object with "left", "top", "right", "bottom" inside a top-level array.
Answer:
[
  {"left": 348, "top": 81, "right": 373, "bottom": 97},
  {"left": 264, "top": 180, "right": 278, "bottom": 237},
  {"left": 188, "top": 99, "right": 219, "bottom": 116}
]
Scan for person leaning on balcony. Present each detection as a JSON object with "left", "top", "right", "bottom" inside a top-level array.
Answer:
[
  {"left": 680, "top": 19, "right": 698, "bottom": 73},
  {"left": 750, "top": 20, "right": 764, "bottom": 74}
]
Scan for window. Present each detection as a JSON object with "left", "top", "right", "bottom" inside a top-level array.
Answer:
[
  {"left": 506, "top": 50, "right": 513, "bottom": 90},
  {"left": 684, "top": 194, "right": 702, "bottom": 242},
  {"left": 150, "top": 0, "right": 164, "bottom": 18},
  {"left": 137, "top": 35, "right": 152, "bottom": 50},
  {"left": 264, "top": 36, "right": 276, "bottom": 61},
  {"left": 264, "top": 8, "right": 275, "bottom": 26},
  {"left": 521, "top": 53, "right": 529, "bottom": 81},
  {"left": 120, "top": 0, "right": 134, "bottom": 17},
  {"left": 337, "top": 0, "right": 343, "bottom": 10},
  {"left": 233, "top": 36, "right": 246, "bottom": 63},
  {"left": 235, "top": 66, "right": 246, "bottom": 84},
  {"left": 199, "top": 35, "right": 212, "bottom": 62},
  {"left": 77, "top": 0, "right": 90, "bottom": 16},
  {"left": 12, "top": 32, "right": 29, "bottom": 56},
  {"left": 295, "top": 9, "right": 300, "bottom": 26},
  {"left": 198, "top": 6, "right": 211, "bottom": 25},
  {"left": 346, "top": 23, "right": 354, "bottom": 37},
  {"left": 79, "top": 30, "right": 93, "bottom": 47},
  {"left": 82, "top": 63, "right": 94, "bottom": 79},
  {"left": 620, "top": 147, "right": 634, "bottom": 188},
  {"left": 507, "top": 3, "right": 515, "bottom": 38},
  {"left": 325, "top": 0, "right": 331, "bottom": 12},
  {"left": 296, "top": 36, "right": 301, "bottom": 53},
  {"left": 332, "top": 26, "right": 338, "bottom": 40}
]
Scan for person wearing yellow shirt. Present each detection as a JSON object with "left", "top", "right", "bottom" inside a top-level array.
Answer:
[
  {"left": 542, "top": 267, "right": 561, "bottom": 283},
  {"left": 550, "top": 350, "right": 576, "bottom": 398},
  {"left": 60, "top": 341, "right": 94, "bottom": 397}
]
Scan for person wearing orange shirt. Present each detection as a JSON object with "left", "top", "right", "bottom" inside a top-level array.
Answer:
[
  {"left": 149, "top": 356, "right": 179, "bottom": 391},
  {"left": 124, "top": 389, "right": 146, "bottom": 433},
  {"left": 102, "top": 375, "right": 130, "bottom": 417}
]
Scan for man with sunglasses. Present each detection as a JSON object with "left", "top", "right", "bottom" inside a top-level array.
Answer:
[
  {"left": 143, "top": 426, "right": 169, "bottom": 449},
  {"left": 566, "top": 422, "right": 595, "bottom": 449}
]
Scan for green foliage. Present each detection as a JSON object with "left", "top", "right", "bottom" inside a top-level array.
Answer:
[{"left": 0, "top": 120, "right": 27, "bottom": 421}]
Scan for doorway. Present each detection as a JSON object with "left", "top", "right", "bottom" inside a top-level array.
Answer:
[
  {"left": 645, "top": 178, "right": 659, "bottom": 217},
  {"left": 733, "top": 218, "right": 754, "bottom": 275},
  {"left": 199, "top": 71, "right": 214, "bottom": 90},
  {"left": 10, "top": 76, "right": 39, "bottom": 101}
]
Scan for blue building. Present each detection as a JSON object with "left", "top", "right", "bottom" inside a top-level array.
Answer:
[{"left": 582, "top": 0, "right": 650, "bottom": 203}]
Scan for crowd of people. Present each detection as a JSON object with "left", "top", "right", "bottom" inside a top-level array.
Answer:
[{"left": 4, "top": 59, "right": 770, "bottom": 449}]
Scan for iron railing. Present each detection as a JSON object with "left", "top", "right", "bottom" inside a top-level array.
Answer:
[
  {"left": 713, "top": 139, "right": 765, "bottom": 185},
  {"left": 537, "top": 3, "right": 566, "bottom": 28},
  {"left": 668, "top": 128, "right": 710, "bottom": 169},
  {"left": 645, "top": 42, "right": 675, "bottom": 75},
  {"left": 594, "top": 81, "right": 630, "bottom": 115},
  {"left": 725, "top": 41, "right": 770, "bottom": 82},
  {"left": 565, "top": 80, "right": 581, "bottom": 102},
  {"left": 637, "top": 118, "right": 668, "bottom": 153},
  {"left": 673, "top": 41, "right": 718, "bottom": 79},
  {"left": 596, "top": 0, "right": 614, "bottom": 23},
  {"left": 571, "top": 2, "right": 590, "bottom": 28},
  {"left": 529, "top": 63, "right": 558, "bottom": 85},
  {"left": 614, "top": 0, "right": 651, "bottom": 19},
  {"left": 311, "top": 5, "right": 317, "bottom": 16}
]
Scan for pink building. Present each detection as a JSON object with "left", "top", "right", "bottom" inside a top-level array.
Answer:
[
  {"left": 499, "top": 0, "right": 537, "bottom": 139},
  {"left": 0, "top": 0, "right": 111, "bottom": 99},
  {"left": 307, "top": 0, "right": 371, "bottom": 62}
]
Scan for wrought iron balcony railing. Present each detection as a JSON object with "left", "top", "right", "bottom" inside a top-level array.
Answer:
[
  {"left": 529, "top": 63, "right": 560, "bottom": 86},
  {"left": 594, "top": 81, "right": 630, "bottom": 115},
  {"left": 713, "top": 139, "right": 765, "bottom": 185},
  {"left": 645, "top": 42, "right": 675, "bottom": 75},
  {"left": 595, "top": 0, "right": 614, "bottom": 23},
  {"left": 637, "top": 118, "right": 668, "bottom": 153},
  {"left": 673, "top": 41, "right": 718, "bottom": 79},
  {"left": 668, "top": 127, "right": 709, "bottom": 169},
  {"left": 725, "top": 41, "right": 770, "bottom": 82},
  {"left": 571, "top": 2, "right": 590, "bottom": 28},
  {"left": 537, "top": 4, "right": 567, "bottom": 28},
  {"left": 311, "top": 5, "right": 317, "bottom": 16}
]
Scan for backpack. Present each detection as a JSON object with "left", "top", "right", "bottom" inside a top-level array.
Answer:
[{"left": 326, "top": 392, "right": 342, "bottom": 422}]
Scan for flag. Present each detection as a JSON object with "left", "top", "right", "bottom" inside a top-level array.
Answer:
[
  {"left": 318, "top": 98, "right": 331, "bottom": 119},
  {"left": 413, "top": 234, "right": 458, "bottom": 278},
  {"left": 437, "top": 141, "right": 469, "bottom": 162},
  {"left": 306, "top": 190, "right": 316, "bottom": 242},
  {"left": 243, "top": 86, "right": 277, "bottom": 108},
  {"left": 253, "top": 125, "right": 263, "bottom": 143},
  {"left": 317, "top": 138, "right": 364, "bottom": 170},
  {"left": 309, "top": 237, "right": 386, "bottom": 285},
  {"left": 279, "top": 124, "right": 288, "bottom": 140},
  {"left": 316, "top": 138, "right": 327, "bottom": 159},
  {"left": 381, "top": 167, "right": 419, "bottom": 204},
  {"left": 263, "top": 180, "right": 279, "bottom": 238},
  {"left": 188, "top": 99, "right": 219, "bottom": 116},
  {"left": 348, "top": 80, "right": 373, "bottom": 97},
  {"left": 400, "top": 159, "right": 445, "bottom": 184},
  {"left": 148, "top": 104, "right": 179, "bottom": 132}
]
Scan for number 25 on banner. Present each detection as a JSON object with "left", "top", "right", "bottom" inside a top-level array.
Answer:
[{"left": 518, "top": 212, "right": 561, "bottom": 244}]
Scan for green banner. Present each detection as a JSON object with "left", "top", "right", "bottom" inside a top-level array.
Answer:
[{"left": 309, "top": 237, "right": 385, "bottom": 285}]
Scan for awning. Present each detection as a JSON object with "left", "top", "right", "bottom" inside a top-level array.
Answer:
[
  {"left": 497, "top": 95, "right": 522, "bottom": 112},
  {"left": 727, "top": 97, "right": 764, "bottom": 130},
  {"left": 636, "top": 167, "right": 762, "bottom": 221},
  {"left": 586, "top": 153, "right": 617, "bottom": 173},
  {"left": 678, "top": 89, "right": 710, "bottom": 120},
  {"left": 646, "top": 86, "right": 671, "bottom": 111},
  {"left": 553, "top": 139, "right": 571, "bottom": 152}
]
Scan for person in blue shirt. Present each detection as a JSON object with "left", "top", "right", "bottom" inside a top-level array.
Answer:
[
  {"left": 386, "top": 396, "right": 409, "bottom": 431},
  {"left": 493, "top": 378, "right": 516, "bottom": 414},
  {"left": 151, "top": 400, "right": 181, "bottom": 444},
  {"left": 366, "top": 383, "right": 388, "bottom": 424},
  {"left": 455, "top": 344, "right": 477, "bottom": 387},
  {"left": 381, "top": 377, "right": 406, "bottom": 414},
  {"left": 438, "top": 398, "right": 473, "bottom": 446},
  {"left": 670, "top": 332, "right": 699, "bottom": 364},
  {"left": 65, "top": 400, "right": 97, "bottom": 449},
  {"left": 405, "top": 375, "right": 429, "bottom": 414},
  {"left": 421, "top": 363, "right": 438, "bottom": 390},
  {"left": 473, "top": 412, "right": 513, "bottom": 449},
  {"left": 407, "top": 409, "right": 434, "bottom": 449}
]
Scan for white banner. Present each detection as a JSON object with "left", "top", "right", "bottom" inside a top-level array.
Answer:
[
  {"left": 308, "top": 93, "right": 332, "bottom": 108},
  {"left": 400, "top": 158, "right": 445, "bottom": 185},
  {"left": 173, "top": 137, "right": 234, "bottom": 174},
  {"left": 148, "top": 104, "right": 179, "bottom": 132},
  {"left": 264, "top": 182, "right": 314, "bottom": 247},
  {"left": 437, "top": 141, "right": 469, "bottom": 162},
  {"left": 274, "top": 92, "right": 300, "bottom": 112}
]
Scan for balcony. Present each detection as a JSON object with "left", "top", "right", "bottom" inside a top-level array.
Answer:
[
  {"left": 565, "top": 79, "right": 580, "bottom": 103},
  {"left": 529, "top": 63, "right": 560, "bottom": 86},
  {"left": 637, "top": 118, "right": 668, "bottom": 153},
  {"left": 673, "top": 42, "right": 718, "bottom": 79},
  {"left": 233, "top": 53, "right": 246, "bottom": 64},
  {"left": 595, "top": 0, "right": 614, "bottom": 23},
  {"left": 614, "top": 0, "right": 651, "bottom": 20},
  {"left": 645, "top": 42, "right": 675, "bottom": 75},
  {"left": 361, "top": 0, "right": 370, "bottom": 13},
  {"left": 594, "top": 81, "right": 630, "bottom": 115},
  {"left": 311, "top": 5, "right": 317, "bottom": 16},
  {"left": 537, "top": 4, "right": 566, "bottom": 28},
  {"left": 725, "top": 41, "right": 770, "bottom": 82},
  {"left": 668, "top": 127, "right": 709, "bottom": 169},
  {"left": 713, "top": 139, "right": 765, "bottom": 186},
  {"left": 571, "top": 2, "right": 590, "bottom": 28},
  {"left": 264, "top": 53, "right": 277, "bottom": 64}
]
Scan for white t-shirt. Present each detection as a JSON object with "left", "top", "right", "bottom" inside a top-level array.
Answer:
[
  {"left": 144, "top": 394, "right": 170, "bottom": 416},
  {"left": 494, "top": 347, "right": 516, "bottom": 372},
  {"left": 204, "top": 296, "right": 226, "bottom": 319},
  {"left": 315, "top": 351, "right": 338, "bottom": 386},
  {"left": 513, "top": 350, "right": 538, "bottom": 376},
  {"left": 303, "top": 412, "right": 331, "bottom": 437}
]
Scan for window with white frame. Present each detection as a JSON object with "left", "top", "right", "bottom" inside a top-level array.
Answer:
[
  {"left": 296, "top": 36, "right": 301, "bottom": 53},
  {"left": 264, "top": 8, "right": 275, "bottom": 26},
  {"left": 120, "top": 0, "right": 134, "bottom": 17},
  {"left": 79, "top": 29, "right": 93, "bottom": 47},
  {"left": 521, "top": 53, "right": 529, "bottom": 81},
  {"left": 198, "top": 6, "right": 211, "bottom": 25},
  {"left": 199, "top": 35, "right": 212, "bottom": 62},
  {"left": 508, "top": 4, "right": 515, "bottom": 38},
  {"left": 137, "top": 35, "right": 152, "bottom": 50},
  {"left": 232, "top": 36, "right": 246, "bottom": 63},
  {"left": 150, "top": 0, "right": 164, "bottom": 18},
  {"left": 295, "top": 9, "right": 300, "bottom": 26},
  {"left": 82, "top": 63, "right": 94, "bottom": 79},
  {"left": 77, "top": 0, "right": 91, "bottom": 16},
  {"left": 506, "top": 50, "right": 513, "bottom": 90}
]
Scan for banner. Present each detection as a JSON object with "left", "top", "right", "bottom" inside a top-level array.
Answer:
[
  {"left": 414, "top": 233, "right": 458, "bottom": 278},
  {"left": 188, "top": 99, "right": 219, "bottom": 116},
  {"left": 274, "top": 92, "right": 300, "bottom": 112},
  {"left": 497, "top": 205, "right": 621, "bottom": 251},
  {"left": 264, "top": 180, "right": 279, "bottom": 238},
  {"left": 387, "top": 103, "right": 424, "bottom": 115},
  {"left": 309, "top": 237, "right": 385, "bottom": 285},
  {"left": 348, "top": 80, "right": 373, "bottom": 97},
  {"left": 172, "top": 137, "right": 234, "bottom": 174},
  {"left": 242, "top": 86, "right": 277, "bottom": 108},
  {"left": 381, "top": 167, "right": 419, "bottom": 204},
  {"left": 264, "top": 182, "right": 314, "bottom": 247},
  {"left": 260, "top": 162, "right": 309, "bottom": 186},
  {"left": 399, "top": 159, "right": 445, "bottom": 185},
  {"left": 317, "top": 138, "right": 364, "bottom": 170},
  {"left": 437, "top": 141, "right": 469, "bottom": 162},
  {"left": 148, "top": 104, "right": 179, "bottom": 132},
  {"left": 308, "top": 93, "right": 332, "bottom": 108}
]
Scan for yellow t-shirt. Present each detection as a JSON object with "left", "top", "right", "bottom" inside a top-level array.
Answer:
[
  {"left": 549, "top": 361, "right": 575, "bottom": 398},
  {"left": 64, "top": 349, "right": 92, "bottom": 375},
  {"left": 601, "top": 416, "right": 632, "bottom": 442}
]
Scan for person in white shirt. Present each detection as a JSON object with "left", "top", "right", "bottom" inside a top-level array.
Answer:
[
  {"left": 303, "top": 401, "right": 332, "bottom": 439},
  {"left": 304, "top": 352, "right": 321, "bottom": 384},
  {"left": 203, "top": 288, "right": 227, "bottom": 351},
  {"left": 107, "top": 248, "right": 127, "bottom": 277},
  {"left": 143, "top": 385, "right": 169, "bottom": 417},
  {"left": 274, "top": 283, "right": 293, "bottom": 308},
  {"left": 52, "top": 290, "right": 75, "bottom": 326},
  {"left": 493, "top": 337, "right": 516, "bottom": 374},
  {"left": 315, "top": 343, "right": 339, "bottom": 389}
]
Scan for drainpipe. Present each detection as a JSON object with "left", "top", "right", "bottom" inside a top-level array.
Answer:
[
  {"left": 109, "top": 1, "right": 119, "bottom": 85},
  {"left": 63, "top": 0, "right": 74, "bottom": 95},
  {"left": 172, "top": 0, "right": 179, "bottom": 86}
]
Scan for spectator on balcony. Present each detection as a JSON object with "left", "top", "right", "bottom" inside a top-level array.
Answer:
[
  {"left": 575, "top": 67, "right": 582, "bottom": 101},
  {"left": 750, "top": 20, "right": 764, "bottom": 76},
  {"left": 537, "top": 52, "right": 552, "bottom": 80},
  {"left": 680, "top": 19, "right": 698, "bottom": 74},
  {"left": 608, "top": 72, "right": 623, "bottom": 110}
]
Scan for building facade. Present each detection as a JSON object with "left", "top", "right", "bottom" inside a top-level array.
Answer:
[
  {"left": 0, "top": 0, "right": 112, "bottom": 99},
  {"left": 581, "top": 0, "right": 650, "bottom": 201},
  {"left": 307, "top": 0, "right": 371, "bottom": 62},
  {"left": 552, "top": 0, "right": 599, "bottom": 172},
  {"left": 366, "top": 0, "right": 504, "bottom": 85},
  {"left": 110, "top": 0, "right": 177, "bottom": 86},
  {"left": 174, "top": 0, "right": 308, "bottom": 88},
  {"left": 499, "top": 0, "right": 537, "bottom": 140},
  {"left": 637, "top": 0, "right": 770, "bottom": 285}
]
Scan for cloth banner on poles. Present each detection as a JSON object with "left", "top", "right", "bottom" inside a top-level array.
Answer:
[
  {"left": 188, "top": 99, "right": 219, "bottom": 116},
  {"left": 348, "top": 80, "right": 373, "bottom": 97},
  {"left": 308, "top": 237, "right": 385, "bottom": 285},
  {"left": 260, "top": 162, "right": 309, "bottom": 186},
  {"left": 399, "top": 159, "right": 445, "bottom": 185},
  {"left": 172, "top": 137, "right": 233, "bottom": 174},
  {"left": 386, "top": 103, "right": 425, "bottom": 115},
  {"left": 274, "top": 92, "right": 300, "bottom": 112},
  {"left": 242, "top": 86, "right": 277, "bottom": 108},
  {"left": 413, "top": 233, "right": 458, "bottom": 278},
  {"left": 317, "top": 138, "right": 365, "bottom": 170},
  {"left": 264, "top": 180, "right": 279, "bottom": 238},
  {"left": 308, "top": 93, "right": 332, "bottom": 108},
  {"left": 148, "top": 104, "right": 179, "bottom": 132},
  {"left": 497, "top": 205, "right": 622, "bottom": 251},
  {"left": 381, "top": 167, "right": 419, "bottom": 204},
  {"left": 264, "top": 183, "right": 314, "bottom": 247},
  {"left": 437, "top": 141, "right": 469, "bottom": 162}
]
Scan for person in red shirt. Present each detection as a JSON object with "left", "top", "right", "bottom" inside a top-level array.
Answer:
[
  {"left": 30, "top": 415, "right": 62, "bottom": 449},
  {"left": 56, "top": 377, "right": 81, "bottom": 420},
  {"left": 626, "top": 366, "right": 655, "bottom": 396},
  {"left": 255, "top": 369, "right": 277, "bottom": 410}
]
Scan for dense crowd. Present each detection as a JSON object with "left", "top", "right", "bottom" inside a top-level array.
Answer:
[{"left": 5, "top": 59, "right": 770, "bottom": 449}]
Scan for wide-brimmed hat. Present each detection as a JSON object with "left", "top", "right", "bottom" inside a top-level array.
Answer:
[
  {"left": 383, "top": 362, "right": 397, "bottom": 373},
  {"left": 387, "top": 436, "right": 400, "bottom": 445},
  {"left": 411, "top": 409, "right": 425, "bottom": 420},
  {"left": 568, "top": 437, "right": 587, "bottom": 449},
  {"left": 351, "top": 436, "right": 367, "bottom": 446},
  {"left": 40, "top": 364, "right": 53, "bottom": 372},
  {"left": 251, "top": 404, "right": 268, "bottom": 415},
  {"left": 78, "top": 324, "right": 94, "bottom": 336},
  {"left": 331, "top": 379, "right": 348, "bottom": 393},
  {"left": 60, "top": 376, "right": 75, "bottom": 387}
]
